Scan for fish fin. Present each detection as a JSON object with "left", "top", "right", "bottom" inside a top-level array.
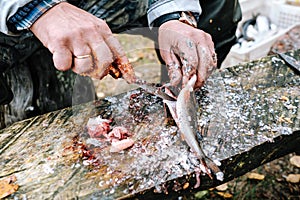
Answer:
[
  {"left": 180, "top": 133, "right": 185, "bottom": 141},
  {"left": 199, "top": 158, "right": 213, "bottom": 179},
  {"left": 163, "top": 100, "right": 178, "bottom": 121},
  {"left": 187, "top": 74, "right": 197, "bottom": 88},
  {"left": 163, "top": 86, "right": 178, "bottom": 100},
  {"left": 198, "top": 155, "right": 224, "bottom": 180}
]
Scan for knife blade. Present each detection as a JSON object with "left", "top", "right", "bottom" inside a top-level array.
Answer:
[
  {"left": 277, "top": 52, "right": 300, "bottom": 74},
  {"left": 109, "top": 59, "right": 176, "bottom": 101}
]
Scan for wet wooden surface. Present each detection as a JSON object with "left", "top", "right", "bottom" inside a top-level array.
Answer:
[{"left": 1, "top": 50, "right": 299, "bottom": 199}]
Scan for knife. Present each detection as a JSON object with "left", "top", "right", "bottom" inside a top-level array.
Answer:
[
  {"left": 109, "top": 59, "right": 176, "bottom": 101},
  {"left": 277, "top": 52, "right": 300, "bottom": 74}
]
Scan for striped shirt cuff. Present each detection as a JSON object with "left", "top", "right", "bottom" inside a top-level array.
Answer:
[
  {"left": 147, "top": 0, "right": 201, "bottom": 28},
  {"left": 7, "top": 0, "right": 66, "bottom": 33}
]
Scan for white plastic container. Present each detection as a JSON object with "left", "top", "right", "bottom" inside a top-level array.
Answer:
[
  {"left": 269, "top": 1, "right": 300, "bottom": 29},
  {"left": 222, "top": 0, "right": 300, "bottom": 68}
]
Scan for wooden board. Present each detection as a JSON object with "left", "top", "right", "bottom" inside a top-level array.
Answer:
[{"left": 1, "top": 50, "right": 299, "bottom": 199}]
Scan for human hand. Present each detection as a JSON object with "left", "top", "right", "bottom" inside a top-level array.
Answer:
[
  {"left": 30, "top": 2, "right": 133, "bottom": 80},
  {"left": 158, "top": 20, "right": 217, "bottom": 88}
]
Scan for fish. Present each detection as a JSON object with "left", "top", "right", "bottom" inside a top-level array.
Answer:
[
  {"left": 109, "top": 60, "right": 224, "bottom": 181},
  {"left": 163, "top": 75, "right": 224, "bottom": 181}
]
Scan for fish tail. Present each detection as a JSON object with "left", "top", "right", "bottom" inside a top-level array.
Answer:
[
  {"left": 200, "top": 157, "right": 224, "bottom": 181},
  {"left": 199, "top": 158, "right": 213, "bottom": 179},
  {"left": 206, "top": 157, "right": 224, "bottom": 181}
]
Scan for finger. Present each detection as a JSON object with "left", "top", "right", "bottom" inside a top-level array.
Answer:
[
  {"left": 105, "top": 35, "right": 128, "bottom": 63},
  {"left": 159, "top": 47, "right": 182, "bottom": 86},
  {"left": 72, "top": 45, "right": 93, "bottom": 75},
  {"left": 195, "top": 46, "right": 216, "bottom": 88},
  {"left": 173, "top": 39, "right": 198, "bottom": 88},
  {"left": 73, "top": 55, "right": 93, "bottom": 75},
  {"left": 212, "top": 52, "right": 218, "bottom": 66},
  {"left": 205, "top": 33, "right": 215, "bottom": 53},
  {"left": 168, "top": 51, "right": 182, "bottom": 86},
  {"left": 53, "top": 48, "right": 73, "bottom": 71},
  {"left": 104, "top": 35, "right": 136, "bottom": 82},
  {"left": 203, "top": 32, "right": 217, "bottom": 68},
  {"left": 90, "top": 40, "right": 114, "bottom": 79},
  {"left": 206, "top": 34, "right": 218, "bottom": 67}
]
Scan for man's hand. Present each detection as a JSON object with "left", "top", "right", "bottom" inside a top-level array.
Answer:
[
  {"left": 158, "top": 20, "right": 217, "bottom": 88},
  {"left": 30, "top": 2, "right": 131, "bottom": 80}
]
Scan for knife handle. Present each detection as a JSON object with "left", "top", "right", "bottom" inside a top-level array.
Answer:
[
  {"left": 108, "top": 58, "right": 137, "bottom": 83},
  {"left": 109, "top": 63, "right": 122, "bottom": 79}
]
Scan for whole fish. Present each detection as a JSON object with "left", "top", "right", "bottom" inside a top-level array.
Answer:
[{"left": 164, "top": 75, "right": 224, "bottom": 181}]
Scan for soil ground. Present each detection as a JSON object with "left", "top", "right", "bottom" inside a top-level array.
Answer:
[{"left": 93, "top": 34, "right": 300, "bottom": 200}]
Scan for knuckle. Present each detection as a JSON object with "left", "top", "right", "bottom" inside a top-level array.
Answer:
[
  {"left": 47, "top": 35, "right": 68, "bottom": 51},
  {"left": 187, "top": 31, "right": 196, "bottom": 38},
  {"left": 206, "top": 34, "right": 213, "bottom": 42},
  {"left": 96, "top": 20, "right": 112, "bottom": 36},
  {"left": 199, "top": 46, "right": 208, "bottom": 55}
]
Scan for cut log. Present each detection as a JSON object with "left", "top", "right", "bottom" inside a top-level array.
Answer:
[{"left": 0, "top": 50, "right": 299, "bottom": 199}]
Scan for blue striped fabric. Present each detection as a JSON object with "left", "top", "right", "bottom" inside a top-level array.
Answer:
[{"left": 7, "top": 0, "right": 65, "bottom": 33}]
